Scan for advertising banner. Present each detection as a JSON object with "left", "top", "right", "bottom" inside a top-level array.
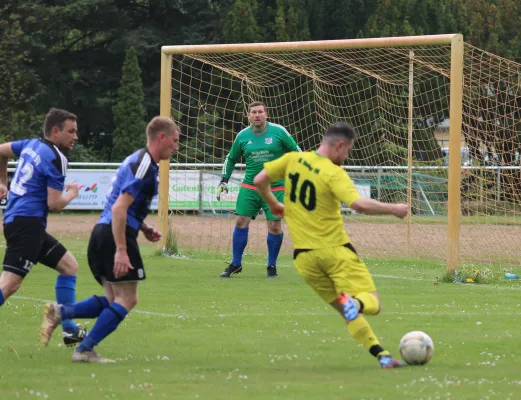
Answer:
[
  {"left": 1, "top": 170, "right": 370, "bottom": 211},
  {"left": 65, "top": 170, "right": 116, "bottom": 209},
  {"left": 63, "top": 170, "right": 247, "bottom": 210}
]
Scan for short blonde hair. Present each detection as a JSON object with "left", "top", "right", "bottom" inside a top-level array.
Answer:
[{"left": 146, "top": 116, "right": 179, "bottom": 139}]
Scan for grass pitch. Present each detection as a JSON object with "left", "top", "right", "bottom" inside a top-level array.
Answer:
[{"left": 1, "top": 240, "right": 521, "bottom": 399}]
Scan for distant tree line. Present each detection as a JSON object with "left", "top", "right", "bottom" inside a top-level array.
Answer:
[{"left": 1, "top": 0, "right": 520, "bottom": 164}]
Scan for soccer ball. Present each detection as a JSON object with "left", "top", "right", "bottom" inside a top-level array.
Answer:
[{"left": 399, "top": 331, "right": 434, "bottom": 365}]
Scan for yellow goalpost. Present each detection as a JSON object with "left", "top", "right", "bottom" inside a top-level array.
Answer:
[{"left": 157, "top": 33, "right": 521, "bottom": 273}]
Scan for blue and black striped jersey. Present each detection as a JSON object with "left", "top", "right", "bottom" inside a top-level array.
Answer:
[
  {"left": 98, "top": 148, "right": 159, "bottom": 231},
  {"left": 4, "top": 138, "right": 68, "bottom": 226}
]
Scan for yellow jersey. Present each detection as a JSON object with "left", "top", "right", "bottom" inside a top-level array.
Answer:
[{"left": 263, "top": 151, "right": 361, "bottom": 249}]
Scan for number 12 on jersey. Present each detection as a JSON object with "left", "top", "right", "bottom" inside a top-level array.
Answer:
[
  {"left": 288, "top": 172, "right": 317, "bottom": 211},
  {"left": 11, "top": 159, "right": 34, "bottom": 196}
]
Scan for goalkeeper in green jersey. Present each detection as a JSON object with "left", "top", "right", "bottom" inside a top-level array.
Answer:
[{"left": 217, "top": 101, "right": 301, "bottom": 278}]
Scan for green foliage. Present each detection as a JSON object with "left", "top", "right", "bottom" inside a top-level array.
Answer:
[
  {"left": 272, "top": 0, "right": 310, "bottom": 41},
  {"left": 0, "top": 0, "right": 225, "bottom": 157},
  {"left": 2, "top": 0, "right": 521, "bottom": 168},
  {"left": 0, "top": 109, "right": 44, "bottom": 142},
  {"left": 321, "top": 0, "right": 378, "bottom": 40},
  {"left": 223, "top": 0, "right": 261, "bottom": 43},
  {"left": 162, "top": 223, "right": 180, "bottom": 256},
  {"left": 111, "top": 47, "right": 147, "bottom": 161},
  {"left": 178, "top": 108, "right": 224, "bottom": 163},
  {"left": 0, "top": 5, "right": 43, "bottom": 142},
  {"left": 274, "top": 4, "right": 290, "bottom": 42},
  {"left": 362, "top": 0, "right": 419, "bottom": 37},
  {"left": 68, "top": 142, "right": 103, "bottom": 162},
  {"left": 440, "top": 265, "right": 497, "bottom": 284}
]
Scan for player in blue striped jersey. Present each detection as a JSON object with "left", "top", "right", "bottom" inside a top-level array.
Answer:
[
  {"left": 97, "top": 147, "right": 160, "bottom": 232},
  {"left": 0, "top": 108, "right": 86, "bottom": 346},
  {"left": 41, "top": 116, "right": 180, "bottom": 363}
]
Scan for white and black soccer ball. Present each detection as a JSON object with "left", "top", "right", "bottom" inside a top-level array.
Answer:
[{"left": 399, "top": 331, "right": 434, "bottom": 365}]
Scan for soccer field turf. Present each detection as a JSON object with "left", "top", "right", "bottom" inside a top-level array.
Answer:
[{"left": 2, "top": 240, "right": 521, "bottom": 399}]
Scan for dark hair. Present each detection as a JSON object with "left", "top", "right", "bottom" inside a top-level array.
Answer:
[
  {"left": 43, "top": 108, "right": 77, "bottom": 138},
  {"left": 146, "top": 116, "right": 180, "bottom": 139},
  {"left": 248, "top": 101, "right": 266, "bottom": 112},
  {"left": 323, "top": 121, "right": 357, "bottom": 142}
]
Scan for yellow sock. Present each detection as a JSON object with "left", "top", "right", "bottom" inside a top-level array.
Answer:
[
  {"left": 347, "top": 316, "right": 390, "bottom": 358},
  {"left": 354, "top": 292, "right": 380, "bottom": 315}
]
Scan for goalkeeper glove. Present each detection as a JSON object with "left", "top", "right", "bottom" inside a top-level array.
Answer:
[{"left": 216, "top": 178, "right": 229, "bottom": 201}]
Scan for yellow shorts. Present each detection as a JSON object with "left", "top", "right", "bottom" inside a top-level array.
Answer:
[{"left": 293, "top": 245, "right": 376, "bottom": 303}]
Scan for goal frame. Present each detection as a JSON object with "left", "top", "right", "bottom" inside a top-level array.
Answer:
[{"left": 159, "top": 34, "right": 464, "bottom": 272}]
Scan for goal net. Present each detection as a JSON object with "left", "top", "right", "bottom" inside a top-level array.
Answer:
[{"left": 160, "top": 34, "right": 521, "bottom": 272}]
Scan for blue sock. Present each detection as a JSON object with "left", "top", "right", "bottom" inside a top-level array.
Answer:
[
  {"left": 55, "top": 275, "right": 78, "bottom": 333},
  {"left": 267, "top": 232, "right": 284, "bottom": 266},
  {"left": 232, "top": 227, "right": 249, "bottom": 266},
  {"left": 0, "top": 289, "right": 4, "bottom": 306},
  {"left": 61, "top": 296, "right": 110, "bottom": 320},
  {"left": 78, "top": 302, "right": 128, "bottom": 352}
]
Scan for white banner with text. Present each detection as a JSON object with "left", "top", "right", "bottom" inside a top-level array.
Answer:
[{"left": 1, "top": 170, "right": 370, "bottom": 211}]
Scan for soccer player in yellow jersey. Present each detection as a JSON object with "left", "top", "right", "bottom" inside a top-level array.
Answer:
[{"left": 253, "top": 121, "right": 408, "bottom": 369}]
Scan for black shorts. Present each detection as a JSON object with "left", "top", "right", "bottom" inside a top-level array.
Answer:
[
  {"left": 87, "top": 223, "right": 145, "bottom": 285},
  {"left": 3, "top": 217, "right": 67, "bottom": 278}
]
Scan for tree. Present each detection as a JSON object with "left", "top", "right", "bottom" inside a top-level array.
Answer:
[
  {"left": 274, "top": 4, "right": 290, "bottom": 42},
  {"left": 222, "top": 0, "right": 261, "bottom": 43},
  {"left": 320, "top": 0, "right": 378, "bottom": 40},
  {"left": 111, "top": 46, "right": 146, "bottom": 162},
  {"left": 4, "top": 0, "right": 521, "bottom": 168},
  {"left": 284, "top": 0, "right": 310, "bottom": 41},
  {"left": 362, "top": 0, "right": 418, "bottom": 37},
  {"left": 0, "top": 4, "right": 43, "bottom": 141}
]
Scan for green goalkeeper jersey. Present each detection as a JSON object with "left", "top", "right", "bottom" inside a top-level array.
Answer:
[{"left": 222, "top": 122, "right": 301, "bottom": 187}]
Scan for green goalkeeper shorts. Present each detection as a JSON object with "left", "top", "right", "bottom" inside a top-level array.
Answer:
[{"left": 235, "top": 185, "right": 284, "bottom": 221}]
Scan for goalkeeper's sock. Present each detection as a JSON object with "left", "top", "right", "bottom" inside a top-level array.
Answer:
[
  {"left": 354, "top": 292, "right": 380, "bottom": 315},
  {"left": 267, "top": 232, "right": 283, "bottom": 266},
  {"left": 0, "top": 288, "right": 4, "bottom": 306},
  {"left": 347, "top": 315, "right": 389, "bottom": 358},
  {"left": 232, "top": 227, "right": 249, "bottom": 265}
]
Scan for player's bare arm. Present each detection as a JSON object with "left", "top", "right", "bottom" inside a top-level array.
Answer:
[
  {"left": 254, "top": 169, "right": 284, "bottom": 218},
  {"left": 47, "top": 183, "right": 79, "bottom": 211},
  {"left": 0, "top": 143, "right": 15, "bottom": 197},
  {"left": 140, "top": 221, "right": 162, "bottom": 242},
  {"left": 112, "top": 192, "right": 135, "bottom": 278},
  {"left": 350, "top": 197, "right": 408, "bottom": 218}
]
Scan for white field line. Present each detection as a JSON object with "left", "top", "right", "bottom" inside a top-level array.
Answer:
[
  {"left": 373, "top": 274, "right": 425, "bottom": 281},
  {"left": 174, "top": 256, "right": 521, "bottom": 290},
  {"left": 181, "top": 257, "right": 521, "bottom": 288},
  {"left": 11, "top": 295, "right": 521, "bottom": 319}
]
